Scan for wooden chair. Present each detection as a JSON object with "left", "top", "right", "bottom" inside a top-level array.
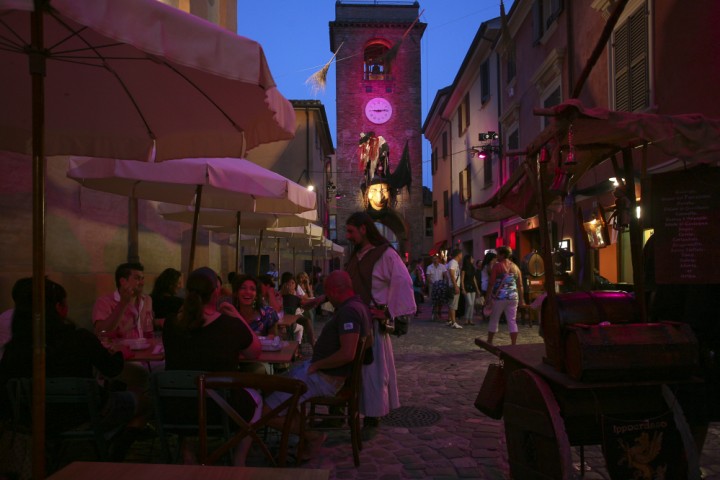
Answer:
[
  {"left": 197, "top": 372, "right": 307, "bottom": 467},
  {"left": 150, "top": 370, "right": 231, "bottom": 463},
  {"left": 299, "top": 336, "right": 368, "bottom": 466}
]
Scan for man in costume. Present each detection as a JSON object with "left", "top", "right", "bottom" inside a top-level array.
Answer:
[{"left": 344, "top": 212, "right": 415, "bottom": 439}]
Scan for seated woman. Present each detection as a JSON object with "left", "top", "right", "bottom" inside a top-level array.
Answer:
[
  {"left": 163, "top": 267, "right": 261, "bottom": 465},
  {"left": 279, "top": 272, "right": 326, "bottom": 346},
  {"left": 151, "top": 267, "right": 184, "bottom": 328},
  {"left": 230, "top": 274, "right": 279, "bottom": 337},
  {"left": 0, "top": 278, "right": 142, "bottom": 456},
  {"left": 258, "top": 274, "right": 303, "bottom": 343}
]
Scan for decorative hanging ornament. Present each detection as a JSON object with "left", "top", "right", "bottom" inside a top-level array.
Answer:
[
  {"left": 305, "top": 42, "right": 344, "bottom": 95},
  {"left": 565, "top": 123, "right": 577, "bottom": 165}
]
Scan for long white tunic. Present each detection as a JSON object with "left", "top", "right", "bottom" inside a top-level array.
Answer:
[{"left": 358, "top": 246, "right": 415, "bottom": 417}]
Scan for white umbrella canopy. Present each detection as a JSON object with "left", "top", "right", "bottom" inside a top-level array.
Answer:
[
  {"left": 159, "top": 204, "right": 317, "bottom": 272},
  {"left": 158, "top": 204, "right": 318, "bottom": 229},
  {"left": 67, "top": 157, "right": 316, "bottom": 214},
  {"left": 0, "top": 0, "right": 296, "bottom": 160},
  {"left": 67, "top": 156, "right": 317, "bottom": 271}
]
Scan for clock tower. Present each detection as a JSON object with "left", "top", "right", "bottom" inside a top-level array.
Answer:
[{"left": 330, "top": 1, "right": 426, "bottom": 259}]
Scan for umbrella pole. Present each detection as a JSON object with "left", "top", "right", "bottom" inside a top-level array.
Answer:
[
  {"left": 128, "top": 197, "right": 140, "bottom": 262},
  {"left": 235, "top": 211, "right": 242, "bottom": 273},
  {"left": 188, "top": 185, "right": 203, "bottom": 273},
  {"left": 292, "top": 247, "right": 296, "bottom": 274},
  {"left": 31, "top": 8, "right": 47, "bottom": 479},
  {"left": 276, "top": 238, "right": 281, "bottom": 279},
  {"left": 256, "top": 229, "right": 264, "bottom": 277}
]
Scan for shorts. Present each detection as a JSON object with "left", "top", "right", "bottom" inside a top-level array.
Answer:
[
  {"left": 448, "top": 293, "right": 460, "bottom": 311},
  {"left": 263, "top": 360, "right": 344, "bottom": 414}
]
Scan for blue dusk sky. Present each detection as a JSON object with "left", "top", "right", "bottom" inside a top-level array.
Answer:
[{"left": 237, "top": 1, "right": 513, "bottom": 188}]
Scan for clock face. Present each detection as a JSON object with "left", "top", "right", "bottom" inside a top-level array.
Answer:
[{"left": 365, "top": 97, "right": 392, "bottom": 124}]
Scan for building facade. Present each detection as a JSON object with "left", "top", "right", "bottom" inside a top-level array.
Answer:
[
  {"left": 425, "top": 0, "right": 720, "bottom": 291},
  {"left": 330, "top": 1, "right": 426, "bottom": 260}
]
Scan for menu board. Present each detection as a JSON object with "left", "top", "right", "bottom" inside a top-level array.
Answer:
[{"left": 651, "top": 166, "right": 720, "bottom": 284}]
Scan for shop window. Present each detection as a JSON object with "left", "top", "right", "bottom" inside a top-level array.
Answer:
[{"left": 425, "top": 217, "right": 433, "bottom": 236}]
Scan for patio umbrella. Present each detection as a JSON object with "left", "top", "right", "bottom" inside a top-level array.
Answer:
[
  {"left": 159, "top": 204, "right": 317, "bottom": 271},
  {"left": 1, "top": 1, "right": 295, "bottom": 472},
  {"left": 67, "top": 157, "right": 317, "bottom": 271}
]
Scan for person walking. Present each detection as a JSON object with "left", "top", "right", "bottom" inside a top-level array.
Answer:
[
  {"left": 460, "top": 254, "right": 480, "bottom": 325},
  {"left": 425, "top": 254, "right": 449, "bottom": 322},
  {"left": 446, "top": 248, "right": 464, "bottom": 329},
  {"left": 485, "top": 246, "right": 525, "bottom": 345},
  {"left": 344, "top": 212, "right": 415, "bottom": 440}
]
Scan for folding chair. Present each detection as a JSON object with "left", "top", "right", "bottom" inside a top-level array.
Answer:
[
  {"left": 150, "top": 370, "right": 231, "bottom": 463},
  {"left": 299, "top": 336, "right": 368, "bottom": 466},
  {"left": 197, "top": 372, "right": 307, "bottom": 467}
]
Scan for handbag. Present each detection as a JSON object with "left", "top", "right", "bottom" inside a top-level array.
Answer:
[
  {"left": 482, "top": 303, "right": 493, "bottom": 318},
  {"left": 474, "top": 362, "right": 506, "bottom": 419}
]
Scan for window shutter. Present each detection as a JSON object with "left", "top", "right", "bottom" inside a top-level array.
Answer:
[
  {"left": 484, "top": 156, "right": 493, "bottom": 185},
  {"left": 614, "top": 4, "right": 648, "bottom": 112},
  {"left": 532, "top": 0, "right": 542, "bottom": 42},
  {"left": 481, "top": 61, "right": 490, "bottom": 102},
  {"left": 465, "top": 96, "right": 470, "bottom": 130},
  {"left": 614, "top": 22, "right": 630, "bottom": 111},
  {"left": 467, "top": 166, "right": 472, "bottom": 202},
  {"left": 629, "top": 6, "right": 648, "bottom": 111}
]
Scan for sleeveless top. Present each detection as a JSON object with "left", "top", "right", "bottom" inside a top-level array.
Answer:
[{"left": 493, "top": 272, "right": 519, "bottom": 301}]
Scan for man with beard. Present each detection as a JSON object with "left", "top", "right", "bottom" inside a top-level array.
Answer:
[{"left": 344, "top": 212, "right": 415, "bottom": 440}]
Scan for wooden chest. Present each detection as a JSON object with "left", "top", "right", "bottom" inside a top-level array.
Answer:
[{"left": 564, "top": 322, "right": 699, "bottom": 381}]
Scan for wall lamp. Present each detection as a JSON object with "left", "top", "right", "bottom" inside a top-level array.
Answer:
[
  {"left": 471, "top": 145, "right": 501, "bottom": 159},
  {"left": 478, "top": 131, "right": 499, "bottom": 141},
  {"left": 296, "top": 169, "right": 314, "bottom": 191}
]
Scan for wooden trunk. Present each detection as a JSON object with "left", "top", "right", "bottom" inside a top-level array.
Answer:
[
  {"left": 542, "top": 290, "right": 639, "bottom": 371},
  {"left": 565, "top": 322, "right": 699, "bottom": 381}
]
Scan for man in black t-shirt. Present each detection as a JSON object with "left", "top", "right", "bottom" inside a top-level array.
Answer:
[{"left": 263, "top": 270, "right": 371, "bottom": 460}]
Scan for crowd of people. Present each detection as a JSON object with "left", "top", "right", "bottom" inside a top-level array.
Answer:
[
  {"left": 0, "top": 211, "right": 417, "bottom": 467},
  {"left": 0, "top": 205, "right": 533, "bottom": 470}
]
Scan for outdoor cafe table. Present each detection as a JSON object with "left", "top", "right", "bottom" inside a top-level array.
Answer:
[
  {"left": 239, "top": 340, "right": 299, "bottom": 365},
  {"left": 47, "top": 461, "right": 330, "bottom": 480},
  {"left": 105, "top": 337, "right": 165, "bottom": 363}
]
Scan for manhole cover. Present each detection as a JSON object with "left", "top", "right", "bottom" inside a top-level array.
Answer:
[{"left": 382, "top": 406, "right": 442, "bottom": 428}]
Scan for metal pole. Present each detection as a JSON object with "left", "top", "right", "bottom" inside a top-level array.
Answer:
[
  {"left": 30, "top": 6, "right": 47, "bottom": 478},
  {"left": 235, "top": 211, "right": 242, "bottom": 273},
  {"left": 188, "top": 185, "right": 203, "bottom": 273}
]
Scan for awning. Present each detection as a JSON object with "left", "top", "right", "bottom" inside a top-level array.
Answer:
[
  {"left": 469, "top": 99, "right": 720, "bottom": 222},
  {"left": 428, "top": 240, "right": 447, "bottom": 256}
]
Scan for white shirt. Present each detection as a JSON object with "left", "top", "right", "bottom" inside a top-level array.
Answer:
[
  {"left": 447, "top": 258, "right": 460, "bottom": 286},
  {"left": 425, "top": 263, "right": 447, "bottom": 284}
]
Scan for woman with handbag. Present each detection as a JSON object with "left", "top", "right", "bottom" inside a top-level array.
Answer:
[{"left": 484, "top": 246, "right": 525, "bottom": 345}]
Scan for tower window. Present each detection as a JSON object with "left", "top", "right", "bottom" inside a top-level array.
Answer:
[{"left": 364, "top": 43, "right": 391, "bottom": 81}]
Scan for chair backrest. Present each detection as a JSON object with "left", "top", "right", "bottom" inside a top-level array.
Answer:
[
  {"left": 7, "top": 377, "right": 111, "bottom": 460},
  {"left": 151, "top": 370, "right": 209, "bottom": 434},
  {"left": 197, "top": 371, "right": 307, "bottom": 467},
  {"left": 346, "top": 336, "right": 369, "bottom": 410}
]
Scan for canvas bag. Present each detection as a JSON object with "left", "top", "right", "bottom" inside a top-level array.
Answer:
[{"left": 474, "top": 362, "right": 506, "bottom": 419}]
